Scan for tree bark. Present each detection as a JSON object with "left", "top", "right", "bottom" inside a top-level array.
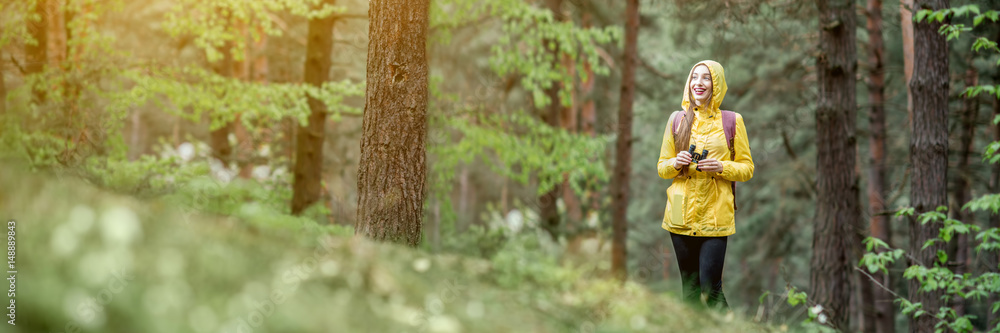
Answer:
[
  {"left": 864, "top": 1, "right": 895, "bottom": 332},
  {"left": 901, "top": 0, "right": 915, "bottom": 124},
  {"left": 611, "top": 0, "right": 638, "bottom": 282},
  {"left": 210, "top": 12, "right": 235, "bottom": 165},
  {"left": 355, "top": 0, "right": 430, "bottom": 246},
  {"left": 291, "top": 0, "right": 337, "bottom": 215},
  {"left": 232, "top": 22, "right": 253, "bottom": 179},
  {"left": 0, "top": 48, "right": 6, "bottom": 115},
  {"left": 26, "top": 0, "right": 48, "bottom": 103},
  {"left": 580, "top": 11, "right": 599, "bottom": 216},
  {"left": 538, "top": 0, "right": 564, "bottom": 240},
  {"left": 50, "top": 0, "right": 65, "bottom": 66},
  {"left": 990, "top": 71, "right": 1000, "bottom": 329},
  {"left": 561, "top": 54, "right": 583, "bottom": 228},
  {"left": 951, "top": 62, "right": 978, "bottom": 318},
  {"left": 908, "top": 0, "right": 949, "bottom": 331},
  {"left": 63, "top": 0, "right": 77, "bottom": 122},
  {"left": 810, "top": 0, "right": 858, "bottom": 330},
  {"left": 208, "top": 47, "right": 233, "bottom": 163}
]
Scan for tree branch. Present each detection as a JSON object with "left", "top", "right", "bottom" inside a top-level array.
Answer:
[
  {"left": 855, "top": 266, "right": 960, "bottom": 328},
  {"left": 781, "top": 129, "right": 798, "bottom": 161},
  {"left": 639, "top": 57, "right": 671, "bottom": 79},
  {"left": 855, "top": 266, "right": 903, "bottom": 300},
  {"left": 332, "top": 13, "right": 368, "bottom": 21},
  {"left": 9, "top": 56, "right": 27, "bottom": 75}
]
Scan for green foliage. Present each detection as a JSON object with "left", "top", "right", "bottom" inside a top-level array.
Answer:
[
  {"left": 780, "top": 286, "right": 838, "bottom": 332},
  {"left": 430, "top": 0, "right": 621, "bottom": 110},
  {"left": 0, "top": 0, "right": 33, "bottom": 49},
  {"left": 439, "top": 224, "right": 509, "bottom": 258},
  {"left": 110, "top": 67, "right": 363, "bottom": 129},
  {"left": 5, "top": 164, "right": 774, "bottom": 333},
  {"left": 491, "top": 232, "right": 577, "bottom": 289},
  {"left": 872, "top": 12, "right": 1000, "bottom": 330},
  {"left": 861, "top": 207, "right": 1000, "bottom": 333},
  {"left": 786, "top": 286, "right": 807, "bottom": 306},
  {"left": 431, "top": 110, "right": 609, "bottom": 196},
  {"left": 985, "top": 140, "right": 1000, "bottom": 165},
  {"left": 488, "top": 3, "right": 620, "bottom": 109},
  {"left": 163, "top": 0, "right": 344, "bottom": 62},
  {"left": 860, "top": 237, "right": 905, "bottom": 275},
  {"left": 916, "top": 5, "right": 1000, "bottom": 63}
]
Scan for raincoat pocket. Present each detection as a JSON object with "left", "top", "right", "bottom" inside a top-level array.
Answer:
[{"left": 665, "top": 185, "right": 686, "bottom": 228}]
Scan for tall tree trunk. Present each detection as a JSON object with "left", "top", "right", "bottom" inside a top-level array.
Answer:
[
  {"left": 49, "top": 0, "right": 65, "bottom": 66},
  {"left": 0, "top": 48, "right": 6, "bottom": 115},
  {"left": 63, "top": 0, "right": 76, "bottom": 122},
  {"left": 611, "top": 0, "right": 639, "bottom": 281},
  {"left": 210, "top": 13, "right": 235, "bottom": 165},
  {"left": 232, "top": 22, "right": 254, "bottom": 179},
  {"left": 459, "top": 166, "right": 473, "bottom": 223},
  {"left": 291, "top": 0, "right": 337, "bottom": 215},
  {"left": 952, "top": 62, "right": 978, "bottom": 318},
  {"left": 538, "top": 0, "right": 563, "bottom": 240},
  {"left": 26, "top": 0, "right": 48, "bottom": 103},
  {"left": 355, "top": 0, "right": 430, "bottom": 246},
  {"left": 560, "top": 53, "right": 583, "bottom": 228},
  {"left": 129, "top": 111, "right": 142, "bottom": 160},
  {"left": 252, "top": 25, "right": 269, "bottom": 83},
  {"left": 990, "top": 75, "right": 1000, "bottom": 329},
  {"left": 865, "top": 1, "right": 895, "bottom": 332},
  {"left": 901, "top": 0, "right": 915, "bottom": 124},
  {"left": 579, "top": 10, "right": 599, "bottom": 219},
  {"left": 908, "top": 0, "right": 949, "bottom": 331},
  {"left": 810, "top": 0, "right": 858, "bottom": 330}
]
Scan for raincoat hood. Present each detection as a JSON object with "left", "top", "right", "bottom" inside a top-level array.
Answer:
[{"left": 681, "top": 60, "right": 728, "bottom": 114}]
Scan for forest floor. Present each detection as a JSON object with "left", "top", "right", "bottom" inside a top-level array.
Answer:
[{"left": 2, "top": 164, "right": 779, "bottom": 333}]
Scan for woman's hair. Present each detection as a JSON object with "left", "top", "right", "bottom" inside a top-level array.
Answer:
[{"left": 673, "top": 64, "right": 712, "bottom": 178}]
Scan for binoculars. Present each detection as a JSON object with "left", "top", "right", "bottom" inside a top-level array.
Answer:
[{"left": 688, "top": 144, "right": 709, "bottom": 171}]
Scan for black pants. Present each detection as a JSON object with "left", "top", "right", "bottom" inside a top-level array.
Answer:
[{"left": 669, "top": 232, "right": 729, "bottom": 309}]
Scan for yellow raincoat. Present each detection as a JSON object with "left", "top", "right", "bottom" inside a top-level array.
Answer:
[{"left": 657, "top": 61, "right": 754, "bottom": 237}]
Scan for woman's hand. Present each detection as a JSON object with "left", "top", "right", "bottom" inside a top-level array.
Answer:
[
  {"left": 674, "top": 151, "right": 693, "bottom": 169},
  {"left": 697, "top": 158, "right": 724, "bottom": 173}
]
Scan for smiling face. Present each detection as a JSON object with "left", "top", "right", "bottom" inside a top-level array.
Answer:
[{"left": 689, "top": 65, "right": 713, "bottom": 107}]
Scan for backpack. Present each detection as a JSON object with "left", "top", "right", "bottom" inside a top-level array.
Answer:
[{"left": 670, "top": 110, "right": 739, "bottom": 211}]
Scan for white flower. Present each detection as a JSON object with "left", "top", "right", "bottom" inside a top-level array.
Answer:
[
  {"left": 178, "top": 142, "right": 195, "bottom": 161},
  {"left": 810, "top": 304, "right": 823, "bottom": 315},
  {"left": 818, "top": 314, "right": 828, "bottom": 324}
]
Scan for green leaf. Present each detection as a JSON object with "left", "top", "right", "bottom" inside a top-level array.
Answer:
[
  {"left": 787, "top": 287, "right": 807, "bottom": 306},
  {"left": 915, "top": 9, "right": 931, "bottom": 23},
  {"left": 896, "top": 207, "right": 915, "bottom": 218}
]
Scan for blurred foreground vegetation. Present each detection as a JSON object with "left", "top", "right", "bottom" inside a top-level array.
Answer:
[{"left": 4, "top": 163, "right": 779, "bottom": 332}]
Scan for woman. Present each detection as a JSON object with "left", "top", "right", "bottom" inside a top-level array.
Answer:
[{"left": 657, "top": 60, "right": 754, "bottom": 309}]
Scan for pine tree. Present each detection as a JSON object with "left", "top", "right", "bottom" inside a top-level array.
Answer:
[
  {"left": 611, "top": 0, "right": 639, "bottom": 281},
  {"left": 355, "top": 0, "right": 430, "bottom": 246},
  {"left": 908, "top": 0, "right": 949, "bottom": 331},
  {"left": 864, "top": 0, "right": 894, "bottom": 331},
  {"left": 810, "top": 0, "right": 859, "bottom": 329},
  {"left": 292, "top": 0, "right": 337, "bottom": 215},
  {"left": 26, "top": 0, "right": 48, "bottom": 103}
]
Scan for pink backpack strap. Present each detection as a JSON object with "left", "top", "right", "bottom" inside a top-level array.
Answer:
[
  {"left": 673, "top": 110, "right": 740, "bottom": 210},
  {"left": 721, "top": 110, "right": 738, "bottom": 211},
  {"left": 671, "top": 111, "right": 683, "bottom": 135},
  {"left": 674, "top": 111, "right": 735, "bottom": 148},
  {"left": 721, "top": 111, "right": 736, "bottom": 156}
]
